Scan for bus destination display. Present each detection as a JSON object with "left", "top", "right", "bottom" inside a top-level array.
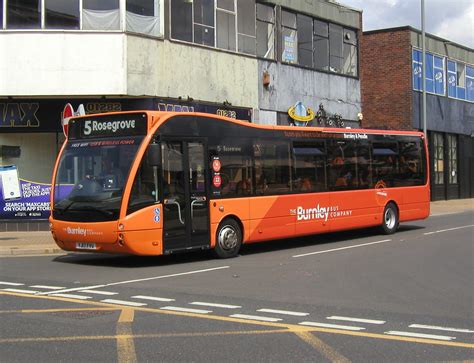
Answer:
[{"left": 68, "top": 113, "right": 148, "bottom": 139}]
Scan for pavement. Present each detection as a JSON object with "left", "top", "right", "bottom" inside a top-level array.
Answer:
[{"left": 0, "top": 199, "right": 472, "bottom": 256}]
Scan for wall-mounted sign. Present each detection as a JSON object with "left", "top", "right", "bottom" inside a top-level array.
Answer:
[{"left": 288, "top": 102, "right": 315, "bottom": 126}]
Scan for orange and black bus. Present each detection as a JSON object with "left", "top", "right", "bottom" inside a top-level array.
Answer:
[{"left": 50, "top": 111, "right": 430, "bottom": 258}]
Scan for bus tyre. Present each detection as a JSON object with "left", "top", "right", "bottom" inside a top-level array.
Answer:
[
  {"left": 381, "top": 202, "right": 399, "bottom": 235},
  {"left": 213, "top": 219, "right": 242, "bottom": 259}
]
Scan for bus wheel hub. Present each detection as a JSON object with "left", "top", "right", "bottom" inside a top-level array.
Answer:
[{"left": 218, "top": 226, "right": 237, "bottom": 250}]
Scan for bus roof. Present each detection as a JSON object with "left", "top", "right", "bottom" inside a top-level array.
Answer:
[{"left": 69, "top": 110, "right": 425, "bottom": 138}]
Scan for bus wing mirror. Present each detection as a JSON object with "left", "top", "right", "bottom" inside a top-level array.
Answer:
[{"left": 147, "top": 143, "right": 161, "bottom": 167}]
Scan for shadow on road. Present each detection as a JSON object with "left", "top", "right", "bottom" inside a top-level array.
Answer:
[{"left": 52, "top": 224, "right": 425, "bottom": 267}]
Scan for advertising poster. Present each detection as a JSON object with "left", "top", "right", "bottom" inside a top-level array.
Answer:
[{"left": 0, "top": 175, "right": 52, "bottom": 220}]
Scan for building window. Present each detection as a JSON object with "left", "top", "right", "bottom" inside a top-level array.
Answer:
[
  {"left": 313, "top": 19, "right": 329, "bottom": 71},
  {"left": 412, "top": 49, "right": 423, "bottom": 91},
  {"left": 447, "top": 60, "right": 468, "bottom": 100},
  {"left": 170, "top": 0, "right": 192, "bottom": 42},
  {"left": 297, "top": 13, "right": 312, "bottom": 68},
  {"left": 45, "top": 0, "right": 79, "bottom": 29},
  {"left": 413, "top": 49, "right": 444, "bottom": 95},
  {"left": 281, "top": 10, "right": 297, "bottom": 64},
  {"left": 433, "top": 133, "right": 444, "bottom": 185},
  {"left": 447, "top": 60, "right": 457, "bottom": 98},
  {"left": 171, "top": 0, "right": 254, "bottom": 54},
  {"left": 329, "top": 23, "right": 343, "bottom": 73},
  {"left": 433, "top": 55, "right": 445, "bottom": 95},
  {"left": 126, "top": 0, "right": 161, "bottom": 37},
  {"left": 467, "top": 66, "right": 474, "bottom": 102},
  {"left": 343, "top": 28, "right": 357, "bottom": 76},
  {"left": 83, "top": 0, "right": 120, "bottom": 30},
  {"left": 237, "top": 0, "right": 256, "bottom": 55},
  {"left": 193, "top": 0, "right": 215, "bottom": 46},
  {"left": 425, "top": 53, "right": 435, "bottom": 93},
  {"left": 7, "top": 0, "right": 41, "bottom": 29},
  {"left": 216, "top": 0, "right": 236, "bottom": 51},
  {"left": 447, "top": 134, "right": 457, "bottom": 184},
  {"left": 256, "top": 3, "right": 274, "bottom": 59},
  {"left": 456, "top": 62, "right": 466, "bottom": 99}
]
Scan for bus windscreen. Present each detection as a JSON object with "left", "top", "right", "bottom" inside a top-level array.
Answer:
[{"left": 53, "top": 137, "right": 143, "bottom": 222}]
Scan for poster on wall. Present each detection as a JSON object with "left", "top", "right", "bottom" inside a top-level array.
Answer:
[
  {"left": 0, "top": 173, "right": 51, "bottom": 220},
  {"left": 0, "top": 165, "right": 22, "bottom": 200}
]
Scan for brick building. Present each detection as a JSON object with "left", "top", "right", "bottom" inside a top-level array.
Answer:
[{"left": 361, "top": 26, "right": 474, "bottom": 201}]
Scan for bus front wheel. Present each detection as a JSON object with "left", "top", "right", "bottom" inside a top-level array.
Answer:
[
  {"left": 381, "top": 202, "right": 399, "bottom": 234},
  {"left": 213, "top": 218, "right": 242, "bottom": 259}
]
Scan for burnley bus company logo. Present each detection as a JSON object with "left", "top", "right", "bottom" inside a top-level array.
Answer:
[{"left": 291, "top": 204, "right": 353, "bottom": 222}]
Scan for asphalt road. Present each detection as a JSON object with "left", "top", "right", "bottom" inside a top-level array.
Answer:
[{"left": 1, "top": 211, "right": 473, "bottom": 362}]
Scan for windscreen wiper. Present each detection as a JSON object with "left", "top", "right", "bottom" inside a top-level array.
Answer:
[{"left": 54, "top": 200, "right": 76, "bottom": 214}]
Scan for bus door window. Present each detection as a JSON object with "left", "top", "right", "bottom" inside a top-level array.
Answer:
[
  {"left": 293, "top": 141, "right": 326, "bottom": 192},
  {"left": 254, "top": 140, "right": 292, "bottom": 195},
  {"left": 372, "top": 142, "right": 398, "bottom": 188},
  {"left": 162, "top": 142, "right": 186, "bottom": 228},
  {"left": 187, "top": 142, "right": 207, "bottom": 234}
]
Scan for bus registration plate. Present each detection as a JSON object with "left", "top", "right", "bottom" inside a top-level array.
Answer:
[{"left": 76, "top": 242, "right": 97, "bottom": 250}]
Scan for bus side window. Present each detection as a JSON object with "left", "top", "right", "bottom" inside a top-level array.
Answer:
[
  {"left": 328, "top": 141, "right": 358, "bottom": 191},
  {"left": 397, "top": 140, "right": 424, "bottom": 186},
  {"left": 214, "top": 139, "right": 253, "bottom": 198},
  {"left": 293, "top": 141, "right": 326, "bottom": 193},
  {"left": 372, "top": 142, "right": 398, "bottom": 188},
  {"left": 254, "top": 140, "right": 292, "bottom": 195}
]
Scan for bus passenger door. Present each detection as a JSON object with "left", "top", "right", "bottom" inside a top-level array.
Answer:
[
  {"left": 162, "top": 140, "right": 210, "bottom": 253},
  {"left": 186, "top": 142, "right": 210, "bottom": 248}
]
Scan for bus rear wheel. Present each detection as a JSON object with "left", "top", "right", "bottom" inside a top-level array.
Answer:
[
  {"left": 213, "top": 218, "right": 242, "bottom": 259},
  {"left": 381, "top": 202, "right": 399, "bottom": 234}
]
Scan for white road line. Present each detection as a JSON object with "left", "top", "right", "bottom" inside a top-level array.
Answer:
[
  {"left": 132, "top": 295, "right": 175, "bottom": 302},
  {"left": 299, "top": 322, "right": 365, "bottom": 331},
  {"left": 326, "top": 316, "right": 386, "bottom": 325},
  {"left": 230, "top": 314, "right": 283, "bottom": 322},
  {"left": 423, "top": 224, "right": 474, "bottom": 235},
  {"left": 30, "top": 285, "right": 65, "bottom": 290},
  {"left": 79, "top": 290, "right": 118, "bottom": 296},
  {"left": 430, "top": 212, "right": 461, "bottom": 217},
  {"left": 257, "top": 308, "right": 309, "bottom": 316},
  {"left": 160, "top": 306, "right": 212, "bottom": 314},
  {"left": 3, "top": 288, "right": 39, "bottom": 294},
  {"left": 35, "top": 284, "right": 106, "bottom": 296},
  {"left": 0, "top": 282, "right": 24, "bottom": 286},
  {"left": 37, "top": 266, "right": 230, "bottom": 296},
  {"left": 293, "top": 239, "right": 392, "bottom": 258},
  {"left": 385, "top": 331, "right": 456, "bottom": 341},
  {"left": 101, "top": 299, "right": 147, "bottom": 307},
  {"left": 50, "top": 293, "right": 92, "bottom": 300},
  {"left": 190, "top": 302, "right": 241, "bottom": 309},
  {"left": 409, "top": 324, "right": 474, "bottom": 333}
]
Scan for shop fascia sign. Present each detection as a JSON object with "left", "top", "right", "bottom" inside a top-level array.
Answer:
[{"left": 0, "top": 103, "right": 40, "bottom": 127}]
